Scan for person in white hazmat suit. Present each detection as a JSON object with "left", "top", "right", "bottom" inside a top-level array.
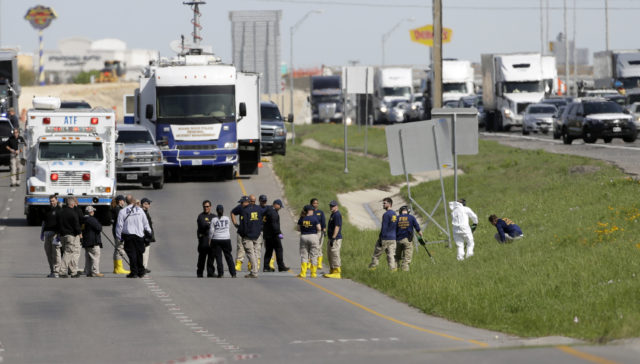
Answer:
[{"left": 449, "top": 199, "right": 478, "bottom": 261}]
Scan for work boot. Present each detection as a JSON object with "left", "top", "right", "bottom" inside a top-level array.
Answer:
[
  {"left": 244, "top": 273, "right": 258, "bottom": 278},
  {"left": 297, "top": 262, "right": 308, "bottom": 278},
  {"left": 391, "top": 268, "right": 398, "bottom": 272},
  {"left": 278, "top": 266, "right": 290, "bottom": 272},
  {"left": 324, "top": 267, "right": 341, "bottom": 279},
  {"left": 235, "top": 260, "right": 242, "bottom": 272},
  {"left": 310, "top": 264, "right": 318, "bottom": 278},
  {"left": 317, "top": 256, "right": 323, "bottom": 269},
  {"left": 248, "top": 261, "right": 252, "bottom": 271},
  {"left": 113, "top": 260, "right": 130, "bottom": 275},
  {"left": 269, "top": 257, "right": 275, "bottom": 270}
]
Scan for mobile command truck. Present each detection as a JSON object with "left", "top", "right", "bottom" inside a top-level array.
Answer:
[
  {"left": 24, "top": 97, "right": 117, "bottom": 226},
  {"left": 310, "top": 75, "right": 344, "bottom": 123},
  {"left": 134, "top": 49, "right": 261, "bottom": 179},
  {"left": 0, "top": 49, "right": 21, "bottom": 114},
  {"left": 482, "top": 53, "right": 545, "bottom": 131},
  {"left": 594, "top": 50, "right": 640, "bottom": 91},
  {"left": 373, "top": 67, "right": 413, "bottom": 123}
]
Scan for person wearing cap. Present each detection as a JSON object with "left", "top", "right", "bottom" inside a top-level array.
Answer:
[
  {"left": 197, "top": 200, "right": 216, "bottom": 277},
  {"left": 41, "top": 194, "right": 61, "bottom": 278},
  {"left": 82, "top": 206, "right": 104, "bottom": 277},
  {"left": 259, "top": 194, "right": 276, "bottom": 271},
  {"left": 209, "top": 204, "right": 236, "bottom": 278},
  {"left": 297, "top": 205, "right": 321, "bottom": 278},
  {"left": 141, "top": 198, "right": 155, "bottom": 273},
  {"left": 310, "top": 198, "right": 327, "bottom": 270},
  {"left": 57, "top": 196, "right": 83, "bottom": 278},
  {"left": 7, "top": 107, "right": 19, "bottom": 129},
  {"left": 5, "top": 128, "right": 25, "bottom": 187},
  {"left": 262, "top": 199, "right": 289, "bottom": 272},
  {"left": 369, "top": 197, "right": 398, "bottom": 271},
  {"left": 230, "top": 196, "right": 250, "bottom": 272},
  {"left": 324, "top": 200, "right": 343, "bottom": 279},
  {"left": 238, "top": 195, "right": 264, "bottom": 278},
  {"left": 116, "top": 194, "right": 153, "bottom": 278},
  {"left": 395, "top": 206, "right": 422, "bottom": 271},
  {"left": 110, "top": 195, "right": 130, "bottom": 274},
  {"left": 450, "top": 199, "right": 479, "bottom": 260}
]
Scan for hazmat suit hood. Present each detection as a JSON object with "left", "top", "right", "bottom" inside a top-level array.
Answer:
[{"left": 449, "top": 201, "right": 463, "bottom": 211}]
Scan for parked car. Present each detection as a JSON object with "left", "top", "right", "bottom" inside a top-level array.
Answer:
[
  {"left": 562, "top": 98, "right": 637, "bottom": 144},
  {"left": 408, "top": 94, "right": 425, "bottom": 121},
  {"left": 458, "top": 95, "right": 486, "bottom": 127},
  {"left": 116, "top": 124, "right": 164, "bottom": 189},
  {"left": 522, "top": 103, "right": 556, "bottom": 135},
  {"left": 60, "top": 100, "right": 91, "bottom": 109},
  {"left": 386, "top": 99, "right": 412, "bottom": 123},
  {"left": 260, "top": 101, "right": 286, "bottom": 155},
  {"left": 0, "top": 117, "right": 14, "bottom": 166},
  {"left": 627, "top": 102, "right": 640, "bottom": 128},
  {"left": 552, "top": 105, "right": 567, "bottom": 139}
]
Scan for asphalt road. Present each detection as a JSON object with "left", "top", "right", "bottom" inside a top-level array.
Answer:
[{"left": 0, "top": 162, "right": 638, "bottom": 364}]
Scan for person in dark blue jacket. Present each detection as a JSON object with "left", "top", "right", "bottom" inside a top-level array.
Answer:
[
  {"left": 489, "top": 214, "right": 524, "bottom": 243},
  {"left": 310, "top": 198, "right": 326, "bottom": 270},
  {"left": 297, "top": 205, "right": 321, "bottom": 278},
  {"left": 369, "top": 197, "right": 398, "bottom": 271},
  {"left": 395, "top": 206, "right": 422, "bottom": 271},
  {"left": 82, "top": 206, "right": 104, "bottom": 277},
  {"left": 238, "top": 199, "right": 263, "bottom": 278}
]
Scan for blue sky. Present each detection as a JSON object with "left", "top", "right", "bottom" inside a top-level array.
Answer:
[{"left": 1, "top": 0, "right": 639, "bottom": 67}]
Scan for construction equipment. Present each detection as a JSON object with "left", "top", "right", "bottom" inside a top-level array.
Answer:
[{"left": 97, "top": 60, "right": 124, "bottom": 83}]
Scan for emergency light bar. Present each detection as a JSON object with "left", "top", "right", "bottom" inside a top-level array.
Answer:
[{"left": 45, "top": 126, "right": 97, "bottom": 133}]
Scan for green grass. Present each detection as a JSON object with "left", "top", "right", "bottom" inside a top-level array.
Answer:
[
  {"left": 295, "top": 124, "right": 389, "bottom": 157},
  {"left": 272, "top": 132, "right": 640, "bottom": 342}
]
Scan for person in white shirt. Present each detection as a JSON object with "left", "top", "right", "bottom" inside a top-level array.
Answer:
[
  {"left": 209, "top": 205, "right": 236, "bottom": 278},
  {"left": 449, "top": 199, "right": 478, "bottom": 261},
  {"left": 116, "top": 195, "right": 152, "bottom": 278}
]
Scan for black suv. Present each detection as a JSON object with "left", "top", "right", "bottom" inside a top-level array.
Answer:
[
  {"left": 260, "top": 102, "right": 287, "bottom": 155},
  {"left": 0, "top": 118, "right": 14, "bottom": 166},
  {"left": 562, "top": 98, "right": 637, "bottom": 144}
]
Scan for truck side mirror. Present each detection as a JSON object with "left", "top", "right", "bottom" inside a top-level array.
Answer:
[
  {"left": 287, "top": 113, "right": 294, "bottom": 123},
  {"left": 239, "top": 102, "right": 247, "bottom": 117},
  {"left": 145, "top": 104, "right": 154, "bottom": 119}
]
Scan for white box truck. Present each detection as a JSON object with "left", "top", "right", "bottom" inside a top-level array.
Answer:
[
  {"left": 482, "top": 53, "right": 545, "bottom": 131},
  {"left": 542, "top": 55, "right": 558, "bottom": 95},
  {"left": 373, "top": 67, "right": 413, "bottom": 123},
  {"left": 24, "top": 97, "right": 117, "bottom": 225},
  {"left": 439, "top": 59, "right": 475, "bottom": 103},
  {"left": 594, "top": 50, "right": 640, "bottom": 91}
]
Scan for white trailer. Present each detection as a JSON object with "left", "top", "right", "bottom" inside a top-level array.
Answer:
[
  {"left": 482, "top": 53, "right": 545, "bottom": 131},
  {"left": 440, "top": 59, "right": 475, "bottom": 103},
  {"left": 24, "top": 97, "right": 117, "bottom": 225},
  {"left": 594, "top": 50, "right": 640, "bottom": 91},
  {"left": 541, "top": 55, "right": 558, "bottom": 95},
  {"left": 373, "top": 67, "right": 413, "bottom": 123}
]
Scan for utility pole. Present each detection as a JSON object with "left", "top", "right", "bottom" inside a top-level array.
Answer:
[
  {"left": 432, "top": 0, "right": 443, "bottom": 108},
  {"left": 604, "top": 0, "right": 610, "bottom": 51},
  {"left": 573, "top": 0, "right": 577, "bottom": 96},
  {"left": 564, "top": 0, "right": 569, "bottom": 96},
  {"left": 540, "top": 0, "right": 544, "bottom": 55}
]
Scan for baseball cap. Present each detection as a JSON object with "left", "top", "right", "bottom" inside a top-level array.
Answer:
[
  {"left": 303, "top": 204, "right": 314, "bottom": 212},
  {"left": 116, "top": 195, "right": 125, "bottom": 201},
  {"left": 85, "top": 206, "right": 96, "bottom": 213},
  {"left": 329, "top": 200, "right": 338, "bottom": 207},
  {"left": 273, "top": 199, "right": 283, "bottom": 207},
  {"left": 259, "top": 194, "right": 267, "bottom": 202},
  {"left": 141, "top": 197, "right": 152, "bottom": 204}
]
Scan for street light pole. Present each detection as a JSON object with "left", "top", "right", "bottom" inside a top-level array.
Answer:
[
  {"left": 381, "top": 17, "right": 414, "bottom": 67},
  {"left": 289, "top": 10, "right": 322, "bottom": 146}
]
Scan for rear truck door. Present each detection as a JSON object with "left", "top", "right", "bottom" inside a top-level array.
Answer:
[{"left": 236, "top": 72, "right": 261, "bottom": 175}]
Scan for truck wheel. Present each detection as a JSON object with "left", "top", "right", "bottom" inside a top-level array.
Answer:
[
  {"left": 623, "top": 133, "right": 637, "bottom": 143},
  {"left": 152, "top": 179, "right": 164, "bottom": 190},
  {"left": 562, "top": 128, "right": 573, "bottom": 145},
  {"left": 279, "top": 146, "right": 286, "bottom": 156},
  {"left": 26, "top": 207, "right": 41, "bottom": 226},
  {"left": 226, "top": 166, "right": 236, "bottom": 180},
  {"left": 522, "top": 127, "right": 529, "bottom": 135},
  {"left": 496, "top": 114, "right": 504, "bottom": 131},
  {"left": 582, "top": 127, "right": 597, "bottom": 143}
]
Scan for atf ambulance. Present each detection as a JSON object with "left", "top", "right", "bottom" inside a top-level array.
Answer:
[{"left": 24, "top": 97, "right": 117, "bottom": 225}]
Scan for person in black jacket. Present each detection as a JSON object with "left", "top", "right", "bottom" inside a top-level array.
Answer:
[
  {"left": 238, "top": 199, "right": 263, "bottom": 278},
  {"left": 41, "top": 195, "right": 61, "bottom": 278},
  {"left": 57, "top": 197, "right": 82, "bottom": 278},
  {"left": 262, "top": 199, "right": 289, "bottom": 272},
  {"left": 82, "top": 206, "right": 104, "bottom": 277},
  {"left": 110, "top": 195, "right": 130, "bottom": 274},
  {"left": 196, "top": 200, "right": 215, "bottom": 277},
  {"left": 141, "top": 198, "right": 155, "bottom": 274}
]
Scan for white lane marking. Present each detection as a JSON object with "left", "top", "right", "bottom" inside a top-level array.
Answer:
[
  {"left": 7, "top": 198, "right": 12, "bottom": 202},
  {"left": 4, "top": 208, "right": 9, "bottom": 211},
  {"left": 0, "top": 227, "right": 5, "bottom": 231},
  {"left": 482, "top": 132, "right": 640, "bottom": 151},
  {"left": 290, "top": 337, "right": 400, "bottom": 344}
]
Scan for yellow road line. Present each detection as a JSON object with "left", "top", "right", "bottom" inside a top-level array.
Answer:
[
  {"left": 236, "top": 178, "right": 247, "bottom": 196},
  {"left": 298, "top": 277, "right": 488, "bottom": 347},
  {"left": 556, "top": 345, "right": 621, "bottom": 364}
]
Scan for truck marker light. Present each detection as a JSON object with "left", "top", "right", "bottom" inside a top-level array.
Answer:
[
  {"left": 50, "top": 173, "right": 59, "bottom": 181},
  {"left": 82, "top": 173, "right": 91, "bottom": 181},
  {"left": 43, "top": 117, "right": 51, "bottom": 124},
  {"left": 91, "top": 117, "right": 99, "bottom": 125},
  {"left": 106, "top": 187, "right": 111, "bottom": 193},
  {"left": 30, "top": 186, "right": 35, "bottom": 192}
]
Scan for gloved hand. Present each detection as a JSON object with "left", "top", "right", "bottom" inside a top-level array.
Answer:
[
  {"left": 329, "top": 239, "right": 334, "bottom": 247},
  {"left": 278, "top": 233, "right": 284, "bottom": 239},
  {"left": 417, "top": 237, "right": 426, "bottom": 245},
  {"left": 53, "top": 236, "right": 61, "bottom": 246},
  {"left": 471, "top": 223, "right": 477, "bottom": 232},
  {"left": 40, "top": 232, "right": 44, "bottom": 241}
]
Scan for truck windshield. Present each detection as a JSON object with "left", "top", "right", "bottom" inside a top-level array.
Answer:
[
  {"left": 383, "top": 87, "right": 412, "bottom": 98},
  {"left": 443, "top": 83, "right": 468, "bottom": 93},
  {"left": 116, "top": 130, "right": 154, "bottom": 144},
  {"left": 39, "top": 142, "right": 103, "bottom": 161},
  {"left": 621, "top": 77, "right": 640, "bottom": 89},
  {"left": 503, "top": 81, "right": 544, "bottom": 93},
  {"left": 156, "top": 85, "right": 235, "bottom": 123},
  {"left": 312, "top": 78, "right": 340, "bottom": 90}
]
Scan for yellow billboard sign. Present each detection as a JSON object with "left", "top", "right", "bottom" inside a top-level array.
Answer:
[{"left": 410, "top": 25, "right": 453, "bottom": 47}]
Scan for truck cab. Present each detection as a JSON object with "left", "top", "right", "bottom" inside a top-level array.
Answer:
[{"left": 115, "top": 124, "right": 164, "bottom": 189}]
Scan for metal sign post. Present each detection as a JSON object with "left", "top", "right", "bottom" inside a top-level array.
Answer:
[
  {"left": 364, "top": 67, "right": 369, "bottom": 156},
  {"left": 343, "top": 67, "right": 349, "bottom": 174}
]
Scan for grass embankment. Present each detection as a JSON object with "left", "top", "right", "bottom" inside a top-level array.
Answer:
[
  {"left": 273, "top": 132, "right": 640, "bottom": 341},
  {"left": 295, "top": 124, "right": 389, "bottom": 157}
]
